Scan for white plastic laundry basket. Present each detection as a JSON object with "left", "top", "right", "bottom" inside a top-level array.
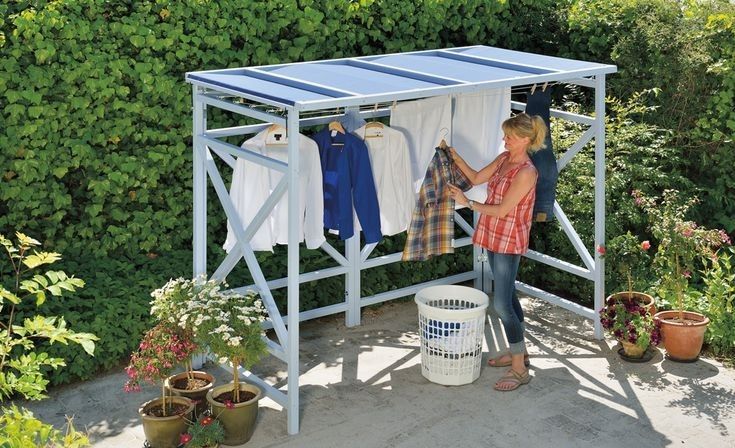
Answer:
[{"left": 415, "top": 285, "right": 489, "bottom": 386}]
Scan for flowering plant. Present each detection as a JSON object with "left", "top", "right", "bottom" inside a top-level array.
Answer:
[
  {"left": 598, "top": 231, "right": 651, "bottom": 298},
  {"left": 150, "top": 277, "right": 204, "bottom": 386},
  {"left": 124, "top": 323, "right": 197, "bottom": 415},
  {"left": 164, "top": 277, "right": 268, "bottom": 403},
  {"left": 600, "top": 295, "right": 661, "bottom": 350},
  {"left": 633, "top": 189, "right": 731, "bottom": 320},
  {"left": 178, "top": 413, "right": 225, "bottom": 448}
]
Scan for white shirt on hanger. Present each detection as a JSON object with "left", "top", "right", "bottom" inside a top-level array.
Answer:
[
  {"left": 389, "top": 95, "right": 452, "bottom": 194},
  {"left": 223, "top": 129, "right": 325, "bottom": 253},
  {"left": 451, "top": 89, "right": 511, "bottom": 203},
  {"left": 389, "top": 89, "right": 511, "bottom": 203},
  {"left": 354, "top": 124, "right": 415, "bottom": 236}
]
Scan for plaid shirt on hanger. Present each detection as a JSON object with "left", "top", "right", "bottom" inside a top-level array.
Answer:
[{"left": 402, "top": 147, "right": 472, "bottom": 261}]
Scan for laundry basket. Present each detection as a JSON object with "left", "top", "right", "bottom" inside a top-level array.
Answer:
[{"left": 415, "top": 285, "right": 489, "bottom": 386}]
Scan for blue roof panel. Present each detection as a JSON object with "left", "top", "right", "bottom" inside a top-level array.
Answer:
[
  {"left": 265, "top": 62, "right": 441, "bottom": 94},
  {"left": 456, "top": 46, "right": 609, "bottom": 73},
  {"left": 369, "top": 54, "right": 533, "bottom": 83},
  {"left": 186, "top": 72, "right": 332, "bottom": 105},
  {"left": 185, "top": 45, "right": 616, "bottom": 109}
]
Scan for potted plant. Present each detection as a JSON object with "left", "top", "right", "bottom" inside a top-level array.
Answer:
[
  {"left": 598, "top": 231, "right": 655, "bottom": 314},
  {"left": 175, "top": 280, "right": 268, "bottom": 446},
  {"left": 151, "top": 277, "right": 216, "bottom": 417},
  {"left": 634, "top": 189, "right": 731, "bottom": 361},
  {"left": 178, "top": 413, "right": 226, "bottom": 448},
  {"left": 124, "top": 323, "right": 197, "bottom": 448},
  {"left": 599, "top": 294, "right": 661, "bottom": 359}
]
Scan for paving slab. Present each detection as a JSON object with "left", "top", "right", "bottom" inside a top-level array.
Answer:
[{"left": 20, "top": 296, "right": 735, "bottom": 448}]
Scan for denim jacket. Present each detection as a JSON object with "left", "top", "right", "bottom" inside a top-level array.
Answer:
[{"left": 526, "top": 89, "right": 558, "bottom": 222}]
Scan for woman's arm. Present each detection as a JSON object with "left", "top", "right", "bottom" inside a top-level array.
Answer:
[
  {"left": 448, "top": 166, "right": 537, "bottom": 218},
  {"left": 450, "top": 147, "right": 505, "bottom": 186}
]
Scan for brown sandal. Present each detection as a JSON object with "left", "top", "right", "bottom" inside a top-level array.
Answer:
[
  {"left": 487, "top": 352, "right": 530, "bottom": 368},
  {"left": 493, "top": 368, "right": 531, "bottom": 392}
]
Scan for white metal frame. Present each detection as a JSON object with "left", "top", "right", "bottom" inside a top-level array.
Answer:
[{"left": 188, "top": 46, "right": 613, "bottom": 435}]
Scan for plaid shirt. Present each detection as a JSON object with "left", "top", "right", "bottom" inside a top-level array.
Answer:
[
  {"left": 402, "top": 147, "right": 472, "bottom": 261},
  {"left": 473, "top": 152, "right": 536, "bottom": 254}
]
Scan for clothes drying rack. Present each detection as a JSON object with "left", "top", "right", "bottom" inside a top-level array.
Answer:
[{"left": 185, "top": 45, "right": 617, "bottom": 435}]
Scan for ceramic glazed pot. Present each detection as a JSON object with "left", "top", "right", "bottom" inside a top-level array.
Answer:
[
  {"left": 654, "top": 310, "right": 709, "bottom": 362},
  {"left": 620, "top": 340, "right": 646, "bottom": 358},
  {"left": 139, "top": 396, "right": 194, "bottom": 448},
  {"left": 165, "top": 371, "right": 215, "bottom": 418},
  {"left": 207, "top": 383, "right": 262, "bottom": 445}
]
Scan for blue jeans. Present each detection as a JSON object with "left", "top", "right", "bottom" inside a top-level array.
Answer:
[{"left": 488, "top": 251, "right": 526, "bottom": 354}]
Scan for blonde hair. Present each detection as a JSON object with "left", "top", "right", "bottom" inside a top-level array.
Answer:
[{"left": 501, "top": 113, "right": 548, "bottom": 152}]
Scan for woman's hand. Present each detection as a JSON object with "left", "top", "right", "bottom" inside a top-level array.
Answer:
[
  {"left": 448, "top": 146, "right": 462, "bottom": 163},
  {"left": 447, "top": 183, "right": 469, "bottom": 206}
]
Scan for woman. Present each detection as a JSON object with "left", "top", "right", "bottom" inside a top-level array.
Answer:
[{"left": 447, "top": 112, "right": 546, "bottom": 392}]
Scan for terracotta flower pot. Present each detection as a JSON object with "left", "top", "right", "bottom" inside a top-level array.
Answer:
[
  {"left": 606, "top": 291, "right": 656, "bottom": 316},
  {"left": 165, "top": 371, "right": 215, "bottom": 418},
  {"left": 139, "top": 396, "right": 195, "bottom": 448},
  {"left": 654, "top": 310, "right": 709, "bottom": 362},
  {"left": 207, "top": 383, "right": 262, "bottom": 445}
]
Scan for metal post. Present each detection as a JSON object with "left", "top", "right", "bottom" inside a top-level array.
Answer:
[
  {"left": 192, "top": 86, "right": 207, "bottom": 278},
  {"left": 593, "top": 75, "right": 606, "bottom": 339},
  {"left": 345, "top": 232, "right": 361, "bottom": 327},
  {"left": 344, "top": 106, "right": 362, "bottom": 328},
  {"left": 286, "top": 109, "right": 301, "bottom": 435}
]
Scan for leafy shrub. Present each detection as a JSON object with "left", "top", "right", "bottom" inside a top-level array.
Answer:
[
  {"left": 0, "top": 232, "right": 98, "bottom": 400},
  {"left": 0, "top": 405, "right": 89, "bottom": 448},
  {"left": 702, "top": 246, "right": 735, "bottom": 357}
]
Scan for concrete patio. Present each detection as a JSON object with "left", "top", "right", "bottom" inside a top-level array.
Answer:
[{"left": 23, "top": 295, "right": 735, "bottom": 448}]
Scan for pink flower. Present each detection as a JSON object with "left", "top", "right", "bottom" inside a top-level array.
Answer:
[
  {"left": 641, "top": 241, "right": 651, "bottom": 251},
  {"left": 597, "top": 245, "right": 606, "bottom": 255},
  {"left": 179, "top": 433, "right": 192, "bottom": 445},
  {"left": 682, "top": 228, "right": 693, "bottom": 237},
  {"left": 683, "top": 270, "right": 691, "bottom": 278},
  {"left": 719, "top": 230, "right": 732, "bottom": 245},
  {"left": 224, "top": 400, "right": 235, "bottom": 409},
  {"left": 201, "top": 416, "right": 214, "bottom": 426}
]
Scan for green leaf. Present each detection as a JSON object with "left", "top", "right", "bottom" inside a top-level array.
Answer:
[
  {"left": 36, "top": 290, "right": 46, "bottom": 306},
  {"left": 22, "top": 252, "right": 62, "bottom": 269},
  {"left": 0, "top": 286, "right": 21, "bottom": 304}
]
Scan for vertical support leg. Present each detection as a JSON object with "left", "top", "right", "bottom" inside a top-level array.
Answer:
[
  {"left": 472, "top": 212, "right": 492, "bottom": 293},
  {"left": 286, "top": 109, "right": 301, "bottom": 435},
  {"left": 593, "top": 75, "right": 606, "bottom": 340},
  {"left": 344, "top": 105, "right": 362, "bottom": 328},
  {"left": 192, "top": 85, "right": 207, "bottom": 278},
  {"left": 345, "top": 233, "right": 361, "bottom": 327},
  {"left": 472, "top": 211, "right": 483, "bottom": 291}
]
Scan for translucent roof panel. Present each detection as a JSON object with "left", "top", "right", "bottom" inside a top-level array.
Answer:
[{"left": 186, "top": 45, "right": 616, "bottom": 110}]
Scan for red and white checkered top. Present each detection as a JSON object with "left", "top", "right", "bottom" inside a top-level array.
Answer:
[{"left": 473, "top": 152, "right": 537, "bottom": 254}]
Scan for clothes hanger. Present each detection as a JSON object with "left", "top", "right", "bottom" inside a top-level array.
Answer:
[
  {"left": 328, "top": 121, "right": 346, "bottom": 134},
  {"left": 264, "top": 123, "right": 288, "bottom": 146},
  {"left": 542, "top": 81, "right": 549, "bottom": 92},
  {"left": 437, "top": 127, "right": 449, "bottom": 149},
  {"left": 531, "top": 83, "right": 537, "bottom": 95},
  {"left": 364, "top": 104, "right": 385, "bottom": 139}
]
